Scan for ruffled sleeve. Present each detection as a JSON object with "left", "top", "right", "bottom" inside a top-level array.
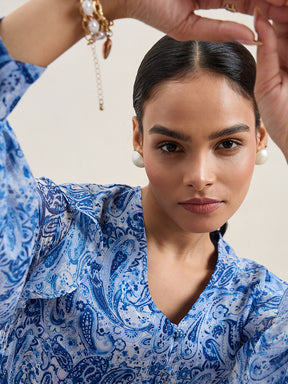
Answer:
[
  {"left": 21, "top": 182, "right": 134, "bottom": 303},
  {"left": 0, "top": 37, "right": 45, "bottom": 326},
  {"left": 21, "top": 179, "right": 104, "bottom": 302},
  {"left": 0, "top": 37, "right": 107, "bottom": 324}
]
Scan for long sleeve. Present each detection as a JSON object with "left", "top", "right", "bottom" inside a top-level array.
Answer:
[
  {"left": 0, "top": 35, "right": 105, "bottom": 340},
  {"left": 0, "top": 37, "right": 45, "bottom": 327},
  {"left": 230, "top": 287, "right": 288, "bottom": 382}
]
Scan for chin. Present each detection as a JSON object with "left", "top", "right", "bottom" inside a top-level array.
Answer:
[
  {"left": 172, "top": 208, "right": 230, "bottom": 235},
  {"left": 176, "top": 221, "right": 223, "bottom": 235}
]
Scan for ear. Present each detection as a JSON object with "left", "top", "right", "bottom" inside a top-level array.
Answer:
[
  {"left": 132, "top": 116, "right": 143, "bottom": 156},
  {"left": 256, "top": 120, "right": 268, "bottom": 152}
]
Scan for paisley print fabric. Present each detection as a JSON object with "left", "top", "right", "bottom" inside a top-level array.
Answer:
[{"left": 0, "top": 37, "right": 288, "bottom": 383}]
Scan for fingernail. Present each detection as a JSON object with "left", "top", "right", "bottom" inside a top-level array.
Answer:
[
  {"left": 237, "top": 39, "right": 262, "bottom": 46},
  {"left": 253, "top": 39, "right": 263, "bottom": 46}
]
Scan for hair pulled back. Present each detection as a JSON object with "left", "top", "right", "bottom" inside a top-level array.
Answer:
[{"left": 133, "top": 36, "right": 260, "bottom": 135}]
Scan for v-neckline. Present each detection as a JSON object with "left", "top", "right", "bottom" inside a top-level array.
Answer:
[{"left": 136, "top": 185, "right": 221, "bottom": 328}]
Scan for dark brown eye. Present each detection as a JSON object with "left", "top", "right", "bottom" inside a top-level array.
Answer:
[
  {"left": 160, "top": 143, "right": 181, "bottom": 152},
  {"left": 218, "top": 140, "right": 238, "bottom": 149}
]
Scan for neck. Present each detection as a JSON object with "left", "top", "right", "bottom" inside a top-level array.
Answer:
[{"left": 141, "top": 186, "right": 217, "bottom": 269}]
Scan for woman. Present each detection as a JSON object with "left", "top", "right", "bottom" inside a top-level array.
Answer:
[{"left": 0, "top": 0, "right": 288, "bottom": 383}]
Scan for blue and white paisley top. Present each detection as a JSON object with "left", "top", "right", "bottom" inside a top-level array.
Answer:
[{"left": 0, "top": 37, "right": 288, "bottom": 384}]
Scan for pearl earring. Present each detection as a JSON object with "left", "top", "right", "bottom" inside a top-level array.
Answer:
[
  {"left": 255, "top": 148, "right": 268, "bottom": 165},
  {"left": 132, "top": 151, "right": 144, "bottom": 168}
]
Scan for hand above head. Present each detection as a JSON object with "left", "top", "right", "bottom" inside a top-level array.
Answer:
[
  {"left": 122, "top": 0, "right": 288, "bottom": 43},
  {"left": 254, "top": 8, "right": 288, "bottom": 162},
  {"left": 1, "top": 0, "right": 288, "bottom": 66},
  {"left": 122, "top": 0, "right": 254, "bottom": 43}
]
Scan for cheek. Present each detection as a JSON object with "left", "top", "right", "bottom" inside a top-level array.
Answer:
[
  {"left": 225, "top": 151, "right": 256, "bottom": 198},
  {"left": 144, "top": 157, "right": 170, "bottom": 188},
  {"left": 143, "top": 144, "right": 166, "bottom": 185},
  {"left": 239, "top": 149, "right": 256, "bottom": 179},
  {"left": 144, "top": 151, "right": 184, "bottom": 195}
]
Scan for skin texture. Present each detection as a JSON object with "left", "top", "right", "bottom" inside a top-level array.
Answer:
[{"left": 132, "top": 73, "right": 267, "bottom": 323}]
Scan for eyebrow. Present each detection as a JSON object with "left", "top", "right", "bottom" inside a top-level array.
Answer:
[
  {"left": 149, "top": 124, "right": 250, "bottom": 141},
  {"left": 208, "top": 124, "right": 250, "bottom": 140},
  {"left": 149, "top": 125, "right": 192, "bottom": 142}
]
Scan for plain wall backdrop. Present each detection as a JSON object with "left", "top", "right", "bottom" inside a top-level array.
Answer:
[{"left": 2, "top": 1, "right": 288, "bottom": 281}]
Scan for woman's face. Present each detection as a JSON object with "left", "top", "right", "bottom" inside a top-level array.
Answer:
[{"left": 133, "top": 72, "right": 267, "bottom": 234}]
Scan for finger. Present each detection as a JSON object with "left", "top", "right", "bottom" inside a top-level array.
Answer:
[
  {"left": 263, "top": 0, "right": 287, "bottom": 5},
  {"left": 273, "top": 18, "right": 288, "bottom": 37},
  {"left": 212, "top": 0, "right": 288, "bottom": 23},
  {"left": 254, "top": 8, "right": 281, "bottom": 93},
  {"left": 172, "top": 13, "right": 256, "bottom": 43},
  {"left": 198, "top": 0, "right": 272, "bottom": 16},
  {"left": 198, "top": 1, "right": 288, "bottom": 29},
  {"left": 235, "top": 1, "right": 288, "bottom": 23},
  {"left": 268, "top": 4, "right": 288, "bottom": 22}
]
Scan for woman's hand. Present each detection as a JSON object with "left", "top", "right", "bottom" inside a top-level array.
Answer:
[
  {"left": 123, "top": 0, "right": 254, "bottom": 43},
  {"left": 2, "top": 0, "right": 288, "bottom": 67},
  {"left": 254, "top": 9, "right": 288, "bottom": 161},
  {"left": 123, "top": 0, "right": 288, "bottom": 43}
]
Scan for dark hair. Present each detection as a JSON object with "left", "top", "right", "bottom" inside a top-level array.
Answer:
[{"left": 133, "top": 36, "right": 260, "bottom": 135}]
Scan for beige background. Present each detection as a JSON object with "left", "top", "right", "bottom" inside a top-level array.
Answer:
[{"left": 2, "top": 1, "right": 288, "bottom": 281}]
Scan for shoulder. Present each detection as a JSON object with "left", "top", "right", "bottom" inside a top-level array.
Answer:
[
  {"left": 219, "top": 236, "right": 287, "bottom": 285},
  {"left": 212, "top": 236, "right": 288, "bottom": 349},
  {"left": 216, "top": 236, "right": 288, "bottom": 310}
]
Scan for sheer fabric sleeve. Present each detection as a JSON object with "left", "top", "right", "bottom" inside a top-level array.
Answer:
[
  {"left": 0, "top": 37, "right": 45, "bottom": 326},
  {"left": 0, "top": 37, "right": 105, "bottom": 330},
  {"left": 231, "top": 284, "right": 288, "bottom": 382}
]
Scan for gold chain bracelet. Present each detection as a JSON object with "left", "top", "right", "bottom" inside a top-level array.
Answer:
[{"left": 80, "top": 0, "right": 114, "bottom": 110}]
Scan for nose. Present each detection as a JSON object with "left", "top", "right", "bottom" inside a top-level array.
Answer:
[{"left": 183, "top": 153, "right": 215, "bottom": 191}]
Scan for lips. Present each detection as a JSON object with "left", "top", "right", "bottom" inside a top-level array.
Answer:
[{"left": 178, "top": 198, "right": 224, "bottom": 214}]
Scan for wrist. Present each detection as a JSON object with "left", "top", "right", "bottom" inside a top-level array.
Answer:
[{"left": 100, "top": 0, "right": 129, "bottom": 21}]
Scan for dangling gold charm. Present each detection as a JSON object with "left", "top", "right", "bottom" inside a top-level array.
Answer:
[
  {"left": 80, "top": 0, "right": 114, "bottom": 109},
  {"left": 103, "top": 37, "right": 112, "bottom": 59}
]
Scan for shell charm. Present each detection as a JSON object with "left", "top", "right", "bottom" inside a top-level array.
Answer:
[{"left": 103, "top": 37, "right": 112, "bottom": 59}]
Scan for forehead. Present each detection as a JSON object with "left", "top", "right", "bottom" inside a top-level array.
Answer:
[{"left": 142, "top": 73, "right": 255, "bottom": 133}]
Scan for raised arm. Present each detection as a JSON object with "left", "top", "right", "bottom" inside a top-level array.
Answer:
[
  {"left": 2, "top": 0, "right": 286, "bottom": 68},
  {"left": 0, "top": 0, "right": 85, "bottom": 66}
]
